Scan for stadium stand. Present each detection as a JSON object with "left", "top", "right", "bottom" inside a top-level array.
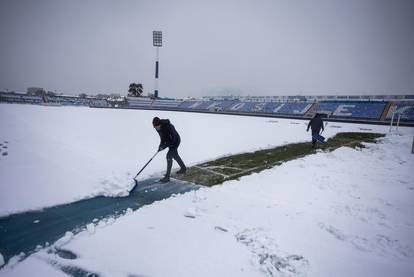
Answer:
[
  {"left": 211, "top": 100, "right": 239, "bottom": 111},
  {"left": 310, "top": 101, "right": 388, "bottom": 120},
  {"left": 2, "top": 92, "right": 413, "bottom": 124},
  {"left": 274, "top": 103, "right": 313, "bottom": 115},
  {"left": 0, "top": 92, "right": 43, "bottom": 105},
  {"left": 179, "top": 100, "right": 239, "bottom": 111},
  {"left": 331, "top": 102, "right": 387, "bottom": 120},
  {"left": 89, "top": 99, "right": 111, "bottom": 108},
  {"left": 124, "top": 97, "right": 411, "bottom": 122},
  {"left": 193, "top": 101, "right": 218, "bottom": 110},
  {"left": 179, "top": 100, "right": 216, "bottom": 111},
  {"left": 260, "top": 102, "right": 284, "bottom": 114},
  {"left": 127, "top": 97, "right": 154, "bottom": 108},
  {"left": 227, "top": 101, "right": 264, "bottom": 113},
  {"left": 177, "top": 100, "right": 197, "bottom": 109},
  {"left": 152, "top": 99, "right": 182, "bottom": 109},
  {"left": 312, "top": 102, "right": 341, "bottom": 116},
  {"left": 47, "top": 96, "right": 88, "bottom": 106},
  {"left": 386, "top": 102, "right": 414, "bottom": 121},
  {"left": 0, "top": 92, "right": 111, "bottom": 108},
  {"left": 246, "top": 102, "right": 267, "bottom": 113}
]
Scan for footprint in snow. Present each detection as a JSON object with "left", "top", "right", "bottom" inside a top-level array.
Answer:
[
  {"left": 318, "top": 223, "right": 347, "bottom": 241},
  {"left": 214, "top": 226, "right": 228, "bottom": 232},
  {"left": 236, "top": 228, "right": 309, "bottom": 276},
  {"left": 55, "top": 249, "right": 78, "bottom": 260}
]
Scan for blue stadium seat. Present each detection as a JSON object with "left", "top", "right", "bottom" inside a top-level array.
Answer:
[
  {"left": 227, "top": 101, "right": 261, "bottom": 113},
  {"left": 127, "top": 97, "right": 154, "bottom": 107},
  {"left": 152, "top": 99, "right": 182, "bottom": 108},
  {"left": 313, "top": 102, "right": 341, "bottom": 115},
  {"left": 274, "top": 103, "right": 313, "bottom": 115},
  {"left": 332, "top": 103, "right": 386, "bottom": 119},
  {"left": 90, "top": 99, "right": 111, "bottom": 107},
  {"left": 213, "top": 100, "right": 239, "bottom": 111},
  {"left": 262, "top": 102, "right": 284, "bottom": 113},
  {"left": 386, "top": 102, "right": 414, "bottom": 121},
  {"left": 178, "top": 101, "right": 197, "bottom": 109},
  {"left": 179, "top": 101, "right": 223, "bottom": 111},
  {"left": 0, "top": 93, "right": 43, "bottom": 104}
]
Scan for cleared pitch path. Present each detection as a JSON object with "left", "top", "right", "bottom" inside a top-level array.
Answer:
[{"left": 0, "top": 178, "right": 199, "bottom": 264}]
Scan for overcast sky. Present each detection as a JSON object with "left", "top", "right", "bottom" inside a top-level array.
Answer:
[{"left": 1, "top": 0, "right": 413, "bottom": 97}]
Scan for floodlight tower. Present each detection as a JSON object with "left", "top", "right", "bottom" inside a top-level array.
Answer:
[{"left": 153, "top": 31, "right": 162, "bottom": 98}]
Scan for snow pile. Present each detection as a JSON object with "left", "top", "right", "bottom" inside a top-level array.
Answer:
[
  {"left": 86, "top": 223, "right": 95, "bottom": 234},
  {"left": 98, "top": 172, "right": 136, "bottom": 197}
]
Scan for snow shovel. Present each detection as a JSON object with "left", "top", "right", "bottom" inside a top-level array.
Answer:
[{"left": 130, "top": 151, "right": 159, "bottom": 193}]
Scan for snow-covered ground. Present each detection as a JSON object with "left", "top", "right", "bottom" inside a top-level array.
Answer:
[
  {"left": 1, "top": 103, "right": 414, "bottom": 276},
  {"left": 1, "top": 103, "right": 366, "bottom": 215},
  {"left": 0, "top": 104, "right": 323, "bottom": 215}
]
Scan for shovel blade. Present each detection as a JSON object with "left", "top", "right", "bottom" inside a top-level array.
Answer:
[{"left": 129, "top": 179, "right": 139, "bottom": 194}]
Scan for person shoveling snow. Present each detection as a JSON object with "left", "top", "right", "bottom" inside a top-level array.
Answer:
[
  {"left": 130, "top": 117, "right": 187, "bottom": 192},
  {"left": 152, "top": 117, "right": 187, "bottom": 183}
]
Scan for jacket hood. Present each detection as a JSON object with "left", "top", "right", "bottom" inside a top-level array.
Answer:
[
  {"left": 160, "top": 119, "right": 170, "bottom": 125},
  {"left": 153, "top": 117, "right": 170, "bottom": 126}
]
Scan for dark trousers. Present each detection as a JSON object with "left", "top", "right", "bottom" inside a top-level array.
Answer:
[
  {"left": 311, "top": 129, "right": 320, "bottom": 147},
  {"left": 165, "top": 144, "right": 186, "bottom": 177}
]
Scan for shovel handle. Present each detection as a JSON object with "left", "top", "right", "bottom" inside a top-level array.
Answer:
[{"left": 134, "top": 151, "right": 159, "bottom": 179}]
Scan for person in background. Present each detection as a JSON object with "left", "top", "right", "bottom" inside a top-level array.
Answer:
[
  {"left": 307, "top": 113, "right": 325, "bottom": 148},
  {"left": 152, "top": 117, "right": 186, "bottom": 183}
]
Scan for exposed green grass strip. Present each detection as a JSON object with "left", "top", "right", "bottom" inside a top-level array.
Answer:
[{"left": 174, "top": 132, "right": 384, "bottom": 186}]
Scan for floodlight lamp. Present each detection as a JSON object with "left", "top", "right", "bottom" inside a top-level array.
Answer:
[{"left": 153, "top": 31, "right": 162, "bottom": 47}]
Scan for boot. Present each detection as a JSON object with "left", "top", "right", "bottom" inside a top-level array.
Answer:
[
  {"left": 176, "top": 167, "right": 187, "bottom": 175},
  {"left": 159, "top": 175, "right": 170, "bottom": 183}
]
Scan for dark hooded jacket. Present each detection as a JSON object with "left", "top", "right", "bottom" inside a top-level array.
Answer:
[
  {"left": 307, "top": 114, "right": 324, "bottom": 133},
  {"left": 156, "top": 119, "right": 181, "bottom": 149}
]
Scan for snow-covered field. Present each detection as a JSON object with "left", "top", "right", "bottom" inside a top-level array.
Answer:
[
  {"left": 0, "top": 104, "right": 321, "bottom": 215},
  {"left": 0, "top": 103, "right": 354, "bottom": 215},
  {"left": 1, "top": 103, "right": 414, "bottom": 276}
]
